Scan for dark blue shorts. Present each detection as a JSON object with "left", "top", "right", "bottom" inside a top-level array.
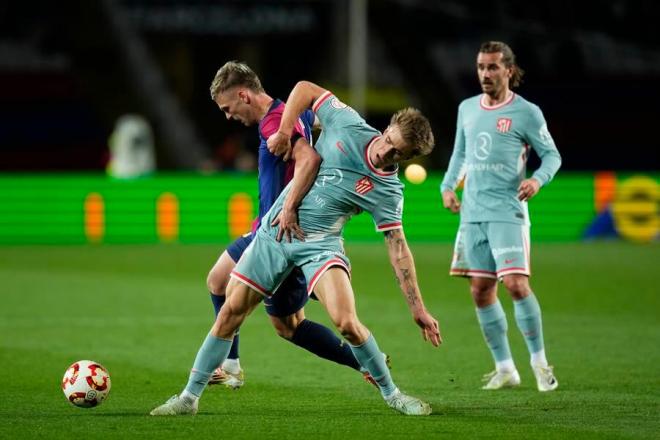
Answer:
[{"left": 226, "top": 233, "right": 310, "bottom": 317}]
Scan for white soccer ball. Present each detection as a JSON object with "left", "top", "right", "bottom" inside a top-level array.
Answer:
[
  {"left": 404, "top": 164, "right": 427, "bottom": 184},
  {"left": 61, "top": 360, "right": 111, "bottom": 408}
]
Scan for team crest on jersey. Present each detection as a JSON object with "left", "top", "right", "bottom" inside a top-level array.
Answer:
[
  {"left": 496, "top": 118, "right": 512, "bottom": 133},
  {"left": 355, "top": 176, "right": 374, "bottom": 195}
]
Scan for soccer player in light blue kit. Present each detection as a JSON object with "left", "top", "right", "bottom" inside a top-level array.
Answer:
[
  {"left": 151, "top": 81, "right": 441, "bottom": 416},
  {"left": 205, "top": 61, "right": 381, "bottom": 389},
  {"left": 441, "top": 41, "right": 561, "bottom": 391}
]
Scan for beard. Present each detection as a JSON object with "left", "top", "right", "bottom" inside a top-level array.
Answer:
[{"left": 481, "top": 81, "right": 498, "bottom": 96}]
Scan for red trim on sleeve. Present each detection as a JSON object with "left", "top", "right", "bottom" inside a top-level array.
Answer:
[{"left": 312, "top": 91, "right": 333, "bottom": 113}]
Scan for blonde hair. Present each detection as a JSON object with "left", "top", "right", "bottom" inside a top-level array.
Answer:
[
  {"left": 210, "top": 61, "right": 264, "bottom": 99},
  {"left": 390, "top": 108, "right": 435, "bottom": 156},
  {"left": 479, "top": 41, "right": 525, "bottom": 88}
]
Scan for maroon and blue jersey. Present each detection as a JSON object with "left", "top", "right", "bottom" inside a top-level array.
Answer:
[
  {"left": 254, "top": 99, "right": 314, "bottom": 229},
  {"left": 226, "top": 99, "right": 315, "bottom": 316}
]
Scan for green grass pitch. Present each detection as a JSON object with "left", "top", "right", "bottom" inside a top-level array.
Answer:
[{"left": 0, "top": 242, "right": 658, "bottom": 439}]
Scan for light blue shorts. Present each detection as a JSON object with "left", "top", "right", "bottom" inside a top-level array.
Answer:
[
  {"left": 450, "top": 222, "right": 531, "bottom": 279},
  {"left": 231, "top": 229, "right": 350, "bottom": 297}
]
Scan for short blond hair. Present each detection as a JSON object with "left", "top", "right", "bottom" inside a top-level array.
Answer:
[
  {"left": 210, "top": 61, "right": 264, "bottom": 100},
  {"left": 390, "top": 108, "right": 435, "bottom": 156}
]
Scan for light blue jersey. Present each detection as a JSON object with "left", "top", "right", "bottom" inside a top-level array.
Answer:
[
  {"left": 441, "top": 93, "right": 561, "bottom": 224},
  {"left": 237, "top": 92, "right": 405, "bottom": 295},
  {"left": 261, "top": 91, "right": 405, "bottom": 240}
]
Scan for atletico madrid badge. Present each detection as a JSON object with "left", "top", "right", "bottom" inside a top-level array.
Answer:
[
  {"left": 496, "top": 118, "right": 512, "bottom": 133},
  {"left": 355, "top": 176, "right": 374, "bottom": 195}
]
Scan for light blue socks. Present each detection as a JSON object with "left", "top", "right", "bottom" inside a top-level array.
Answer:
[
  {"left": 349, "top": 334, "right": 396, "bottom": 398},
  {"left": 184, "top": 332, "right": 233, "bottom": 398},
  {"left": 476, "top": 300, "right": 514, "bottom": 368},
  {"left": 513, "top": 293, "right": 546, "bottom": 361}
]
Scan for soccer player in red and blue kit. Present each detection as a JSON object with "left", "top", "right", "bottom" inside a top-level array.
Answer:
[{"left": 203, "top": 61, "right": 377, "bottom": 388}]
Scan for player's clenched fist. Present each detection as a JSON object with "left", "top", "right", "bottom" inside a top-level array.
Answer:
[{"left": 267, "top": 131, "right": 293, "bottom": 161}]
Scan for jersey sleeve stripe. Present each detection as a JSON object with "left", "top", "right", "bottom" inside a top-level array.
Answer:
[
  {"left": 376, "top": 222, "right": 402, "bottom": 231},
  {"left": 312, "top": 91, "right": 333, "bottom": 113},
  {"left": 230, "top": 270, "right": 271, "bottom": 296},
  {"left": 307, "top": 257, "right": 350, "bottom": 294}
]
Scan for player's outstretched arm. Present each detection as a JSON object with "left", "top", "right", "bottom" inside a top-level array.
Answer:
[
  {"left": 271, "top": 137, "right": 321, "bottom": 242},
  {"left": 383, "top": 228, "right": 442, "bottom": 347},
  {"left": 267, "top": 81, "right": 328, "bottom": 160}
]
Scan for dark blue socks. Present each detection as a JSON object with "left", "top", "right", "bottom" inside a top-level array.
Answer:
[{"left": 291, "top": 319, "right": 361, "bottom": 371}]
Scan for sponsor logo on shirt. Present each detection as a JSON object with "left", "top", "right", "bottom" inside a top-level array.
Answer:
[
  {"left": 315, "top": 169, "right": 344, "bottom": 187},
  {"left": 312, "top": 194, "right": 326, "bottom": 208},
  {"left": 466, "top": 163, "right": 505, "bottom": 172},
  {"left": 496, "top": 118, "right": 512, "bottom": 133},
  {"left": 355, "top": 176, "right": 374, "bottom": 195},
  {"left": 474, "top": 132, "right": 492, "bottom": 160}
]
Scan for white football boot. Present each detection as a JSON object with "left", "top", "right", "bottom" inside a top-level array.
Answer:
[
  {"left": 385, "top": 388, "right": 432, "bottom": 416},
  {"left": 532, "top": 364, "right": 558, "bottom": 392},
  {"left": 208, "top": 367, "right": 245, "bottom": 389},
  {"left": 481, "top": 369, "right": 521, "bottom": 390},
  {"left": 150, "top": 394, "right": 198, "bottom": 416}
]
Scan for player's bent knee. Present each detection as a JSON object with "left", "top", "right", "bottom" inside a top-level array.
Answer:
[
  {"left": 470, "top": 282, "right": 496, "bottom": 305},
  {"left": 502, "top": 276, "right": 530, "bottom": 298},
  {"left": 271, "top": 318, "right": 296, "bottom": 340},
  {"left": 334, "top": 318, "right": 362, "bottom": 341},
  {"left": 207, "top": 272, "right": 228, "bottom": 296}
]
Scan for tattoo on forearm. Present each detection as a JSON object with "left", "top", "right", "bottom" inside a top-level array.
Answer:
[
  {"left": 396, "top": 268, "right": 417, "bottom": 305},
  {"left": 385, "top": 229, "right": 418, "bottom": 306},
  {"left": 406, "top": 287, "right": 418, "bottom": 306}
]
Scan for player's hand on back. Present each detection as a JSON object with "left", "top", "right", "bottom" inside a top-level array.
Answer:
[
  {"left": 267, "top": 131, "right": 293, "bottom": 161},
  {"left": 413, "top": 309, "right": 442, "bottom": 347},
  {"left": 517, "top": 178, "right": 541, "bottom": 201},
  {"left": 271, "top": 207, "right": 306, "bottom": 242},
  {"left": 442, "top": 190, "right": 461, "bottom": 213}
]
